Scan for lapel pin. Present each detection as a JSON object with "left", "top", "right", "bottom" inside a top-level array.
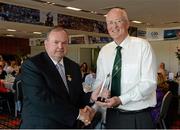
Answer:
[{"left": 67, "top": 75, "right": 72, "bottom": 81}]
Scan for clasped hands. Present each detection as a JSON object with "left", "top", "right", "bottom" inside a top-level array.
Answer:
[
  {"left": 79, "top": 106, "right": 95, "bottom": 126},
  {"left": 78, "top": 85, "right": 122, "bottom": 126},
  {"left": 78, "top": 85, "right": 105, "bottom": 126}
]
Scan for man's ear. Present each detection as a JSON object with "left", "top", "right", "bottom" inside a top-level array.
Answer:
[
  {"left": 44, "top": 39, "right": 47, "bottom": 45},
  {"left": 126, "top": 21, "right": 130, "bottom": 30},
  {"left": 44, "top": 39, "right": 48, "bottom": 49}
]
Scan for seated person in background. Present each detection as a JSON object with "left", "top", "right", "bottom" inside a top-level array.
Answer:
[
  {"left": 0, "top": 65, "right": 7, "bottom": 79},
  {"left": 158, "top": 62, "right": 168, "bottom": 80},
  {"left": 150, "top": 73, "right": 169, "bottom": 126},
  {"left": 157, "top": 73, "right": 169, "bottom": 93},
  {"left": 6, "top": 60, "right": 17, "bottom": 75},
  {"left": 80, "top": 62, "right": 89, "bottom": 82},
  {"left": 11, "top": 64, "right": 21, "bottom": 77},
  {"left": 0, "top": 60, "right": 6, "bottom": 70},
  {"left": 83, "top": 67, "right": 96, "bottom": 93}
]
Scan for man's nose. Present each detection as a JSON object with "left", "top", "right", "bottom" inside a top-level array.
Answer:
[{"left": 58, "top": 43, "right": 63, "bottom": 48}]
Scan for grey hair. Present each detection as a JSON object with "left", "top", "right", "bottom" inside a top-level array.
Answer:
[
  {"left": 107, "top": 8, "right": 129, "bottom": 22},
  {"left": 45, "top": 25, "right": 68, "bottom": 40}
]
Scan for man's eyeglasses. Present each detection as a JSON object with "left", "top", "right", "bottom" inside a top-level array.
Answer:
[{"left": 106, "top": 19, "right": 125, "bottom": 26}]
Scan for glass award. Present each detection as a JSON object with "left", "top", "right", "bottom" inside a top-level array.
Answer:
[{"left": 97, "top": 73, "right": 111, "bottom": 102}]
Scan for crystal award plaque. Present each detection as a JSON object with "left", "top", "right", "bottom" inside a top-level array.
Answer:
[{"left": 97, "top": 73, "right": 111, "bottom": 102}]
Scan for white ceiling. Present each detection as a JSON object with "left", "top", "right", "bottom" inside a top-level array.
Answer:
[{"left": 0, "top": 0, "right": 180, "bottom": 38}]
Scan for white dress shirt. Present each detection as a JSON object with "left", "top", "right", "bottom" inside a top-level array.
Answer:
[{"left": 94, "top": 35, "right": 157, "bottom": 110}]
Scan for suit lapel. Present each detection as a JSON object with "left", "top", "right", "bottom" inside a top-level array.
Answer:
[
  {"left": 63, "top": 57, "right": 74, "bottom": 98},
  {"left": 63, "top": 58, "right": 71, "bottom": 88},
  {"left": 39, "top": 53, "right": 70, "bottom": 98}
]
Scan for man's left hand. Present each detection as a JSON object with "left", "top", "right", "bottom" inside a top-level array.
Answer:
[{"left": 96, "top": 96, "right": 122, "bottom": 108}]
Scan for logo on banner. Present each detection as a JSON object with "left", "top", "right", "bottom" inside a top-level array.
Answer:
[{"left": 151, "top": 32, "right": 159, "bottom": 38}]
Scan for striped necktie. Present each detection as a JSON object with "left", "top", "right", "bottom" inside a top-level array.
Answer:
[
  {"left": 111, "top": 46, "right": 122, "bottom": 96},
  {"left": 56, "top": 63, "right": 69, "bottom": 93}
]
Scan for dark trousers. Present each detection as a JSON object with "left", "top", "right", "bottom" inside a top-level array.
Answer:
[{"left": 106, "top": 108, "right": 155, "bottom": 129}]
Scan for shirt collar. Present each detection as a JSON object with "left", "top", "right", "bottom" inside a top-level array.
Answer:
[
  {"left": 113, "top": 35, "right": 130, "bottom": 50},
  {"left": 50, "top": 57, "right": 64, "bottom": 66}
]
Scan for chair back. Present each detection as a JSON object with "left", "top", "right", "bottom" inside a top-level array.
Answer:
[
  {"left": 14, "top": 80, "right": 23, "bottom": 117},
  {"left": 158, "top": 91, "right": 173, "bottom": 128},
  {"left": 15, "top": 80, "right": 23, "bottom": 101}
]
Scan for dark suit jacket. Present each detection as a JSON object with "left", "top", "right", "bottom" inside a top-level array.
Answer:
[{"left": 20, "top": 52, "right": 91, "bottom": 128}]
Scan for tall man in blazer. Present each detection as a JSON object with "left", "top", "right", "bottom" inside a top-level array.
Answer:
[{"left": 20, "top": 26, "right": 99, "bottom": 128}]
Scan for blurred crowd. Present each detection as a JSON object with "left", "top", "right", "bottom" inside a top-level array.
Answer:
[{"left": 0, "top": 54, "right": 29, "bottom": 80}]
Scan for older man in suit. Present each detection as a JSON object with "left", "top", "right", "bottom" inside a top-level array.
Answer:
[{"left": 20, "top": 26, "right": 99, "bottom": 128}]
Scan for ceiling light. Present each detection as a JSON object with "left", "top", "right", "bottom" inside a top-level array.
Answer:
[
  {"left": 91, "top": 11, "right": 97, "bottom": 14},
  {"left": 7, "top": 29, "right": 16, "bottom": 32},
  {"left": 146, "top": 23, "right": 152, "bottom": 26},
  {"left": 132, "top": 20, "right": 142, "bottom": 24},
  {"left": 66, "top": 6, "right": 82, "bottom": 11},
  {"left": 6, "top": 34, "right": 14, "bottom": 37},
  {"left": 33, "top": 32, "right": 42, "bottom": 34}
]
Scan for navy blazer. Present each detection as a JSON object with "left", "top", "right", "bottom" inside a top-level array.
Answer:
[{"left": 20, "top": 52, "right": 91, "bottom": 128}]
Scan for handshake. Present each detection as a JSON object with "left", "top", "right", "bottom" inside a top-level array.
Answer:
[
  {"left": 78, "top": 83, "right": 117, "bottom": 127},
  {"left": 78, "top": 88, "right": 110, "bottom": 126},
  {"left": 78, "top": 106, "right": 96, "bottom": 126},
  {"left": 78, "top": 85, "right": 110, "bottom": 126}
]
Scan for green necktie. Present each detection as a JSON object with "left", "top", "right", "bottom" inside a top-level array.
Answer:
[{"left": 111, "top": 46, "right": 122, "bottom": 97}]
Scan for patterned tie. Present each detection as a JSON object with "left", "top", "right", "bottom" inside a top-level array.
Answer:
[
  {"left": 56, "top": 63, "right": 69, "bottom": 93},
  {"left": 111, "top": 46, "right": 122, "bottom": 97}
]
